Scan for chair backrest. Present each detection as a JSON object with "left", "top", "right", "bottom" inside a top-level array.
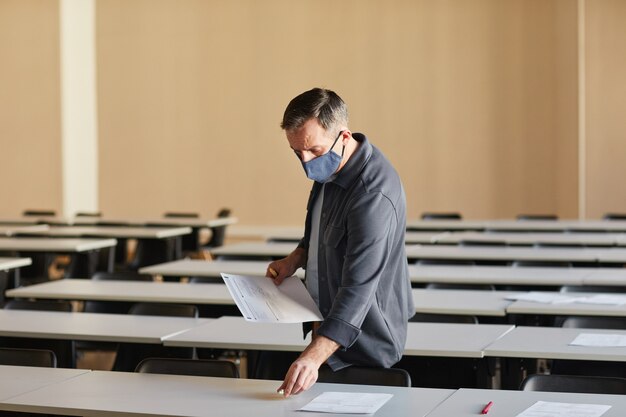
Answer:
[
  {"left": 75, "top": 211, "right": 102, "bottom": 218},
  {"left": 4, "top": 299, "right": 72, "bottom": 312},
  {"left": 164, "top": 212, "right": 200, "bottom": 219},
  {"left": 128, "top": 302, "right": 199, "bottom": 318},
  {"left": 189, "top": 276, "right": 224, "bottom": 284},
  {"left": 459, "top": 239, "right": 507, "bottom": 247},
  {"left": 409, "top": 313, "right": 478, "bottom": 324},
  {"left": 421, "top": 212, "right": 462, "bottom": 220},
  {"left": 91, "top": 271, "right": 153, "bottom": 281},
  {"left": 425, "top": 283, "right": 496, "bottom": 291},
  {"left": 516, "top": 214, "right": 558, "bottom": 221},
  {"left": 318, "top": 366, "right": 411, "bottom": 387},
  {"left": 23, "top": 209, "right": 56, "bottom": 217},
  {"left": 561, "top": 316, "right": 626, "bottom": 330},
  {"left": 521, "top": 374, "right": 626, "bottom": 395},
  {"left": 135, "top": 358, "right": 239, "bottom": 378},
  {"left": 206, "top": 208, "right": 232, "bottom": 248},
  {"left": 0, "top": 347, "right": 57, "bottom": 367},
  {"left": 560, "top": 285, "right": 626, "bottom": 294},
  {"left": 603, "top": 213, "right": 626, "bottom": 221}
]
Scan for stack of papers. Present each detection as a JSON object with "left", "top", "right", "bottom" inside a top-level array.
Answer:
[
  {"left": 506, "top": 292, "right": 626, "bottom": 306},
  {"left": 299, "top": 392, "right": 393, "bottom": 414},
  {"left": 569, "top": 333, "right": 626, "bottom": 347},
  {"left": 515, "top": 401, "right": 611, "bottom": 417}
]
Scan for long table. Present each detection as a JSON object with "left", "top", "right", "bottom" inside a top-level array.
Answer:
[
  {"left": 0, "top": 309, "right": 208, "bottom": 344},
  {"left": 140, "top": 259, "right": 626, "bottom": 288},
  {"left": 0, "top": 224, "right": 49, "bottom": 237},
  {"left": 0, "top": 367, "right": 454, "bottom": 417},
  {"left": 5, "top": 280, "right": 520, "bottom": 317},
  {"left": 163, "top": 316, "right": 515, "bottom": 358},
  {"left": 406, "top": 218, "right": 626, "bottom": 233}
]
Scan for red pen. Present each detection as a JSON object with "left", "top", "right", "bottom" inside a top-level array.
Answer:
[{"left": 481, "top": 401, "right": 493, "bottom": 414}]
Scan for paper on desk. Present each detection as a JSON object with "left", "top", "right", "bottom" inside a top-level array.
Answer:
[
  {"left": 515, "top": 401, "right": 611, "bottom": 417},
  {"left": 505, "top": 292, "right": 583, "bottom": 304},
  {"left": 221, "top": 273, "right": 323, "bottom": 323},
  {"left": 576, "top": 294, "right": 626, "bottom": 306},
  {"left": 569, "top": 333, "right": 626, "bottom": 347},
  {"left": 298, "top": 392, "right": 393, "bottom": 414}
]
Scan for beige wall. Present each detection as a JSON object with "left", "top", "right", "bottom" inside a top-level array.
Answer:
[
  {"left": 585, "top": 0, "right": 626, "bottom": 218},
  {"left": 0, "top": 0, "right": 62, "bottom": 216},
  {"left": 96, "top": 0, "right": 579, "bottom": 224},
  {"left": 3, "top": 1, "right": 625, "bottom": 223}
]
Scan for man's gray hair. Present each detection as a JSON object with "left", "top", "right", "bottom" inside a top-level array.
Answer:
[{"left": 281, "top": 88, "right": 348, "bottom": 132}]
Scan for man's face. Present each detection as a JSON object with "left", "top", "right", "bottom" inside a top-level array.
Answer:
[{"left": 286, "top": 118, "right": 342, "bottom": 164}]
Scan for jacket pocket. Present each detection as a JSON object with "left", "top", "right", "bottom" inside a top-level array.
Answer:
[{"left": 323, "top": 225, "right": 345, "bottom": 248}]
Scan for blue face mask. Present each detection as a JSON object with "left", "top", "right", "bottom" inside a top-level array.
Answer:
[{"left": 300, "top": 130, "right": 345, "bottom": 183}]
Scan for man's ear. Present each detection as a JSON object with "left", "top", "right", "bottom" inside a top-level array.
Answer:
[{"left": 340, "top": 130, "right": 352, "bottom": 146}]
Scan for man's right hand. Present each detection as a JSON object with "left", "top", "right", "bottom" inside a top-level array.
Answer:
[{"left": 266, "top": 247, "right": 306, "bottom": 285}]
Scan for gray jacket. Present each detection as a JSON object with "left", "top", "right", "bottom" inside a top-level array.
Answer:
[{"left": 299, "top": 133, "right": 415, "bottom": 370}]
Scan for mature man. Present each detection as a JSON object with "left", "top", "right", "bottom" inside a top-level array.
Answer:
[{"left": 267, "top": 88, "right": 414, "bottom": 396}]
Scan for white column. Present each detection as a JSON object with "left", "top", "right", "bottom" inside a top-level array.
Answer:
[{"left": 60, "top": 0, "right": 98, "bottom": 217}]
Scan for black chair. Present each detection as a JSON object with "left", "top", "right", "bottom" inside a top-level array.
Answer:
[
  {"left": 0, "top": 347, "right": 57, "bottom": 367},
  {"left": 318, "top": 366, "right": 411, "bottom": 387},
  {"left": 550, "top": 316, "right": 626, "bottom": 378},
  {"left": 560, "top": 285, "right": 626, "bottom": 294},
  {"left": 521, "top": 374, "right": 626, "bottom": 394},
  {"left": 83, "top": 271, "right": 153, "bottom": 315},
  {"left": 164, "top": 212, "right": 200, "bottom": 219},
  {"left": 22, "top": 210, "right": 57, "bottom": 218},
  {"left": 603, "top": 213, "right": 626, "bottom": 221},
  {"left": 425, "top": 283, "right": 496, "bottom": 291},
  {"left": 112, "top": 303, "right": 198, "bottom": 372},
  {"left": 410, "top": 313, "right": 479, "bottom": 324},
  {"left": 203, "top": 208, "right": 233, "bottom": 250},
  {"left": 422, "top": 212, "right": 462, "bottom": 220},
  {"left": 135, "top": 357, "right": 239, "bottom": 378},
  {"left": 517, "top": 214, "right": 558, "bottom": 221},
  {"left": 460, "top": 239, "right": 507, "bottom": 247},
  {"left": 397, "top": 314, "right": 492, "bottom": 389},
  {"left": 2, "top": 300, "right": 75, "bottom": 368},
  {"left": 75, "top": 211, "right": 102, "bottom": 218}
]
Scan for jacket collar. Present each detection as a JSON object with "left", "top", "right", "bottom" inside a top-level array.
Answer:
[{"left": 331, "top": 133, "right": 372, "bottom": 189}]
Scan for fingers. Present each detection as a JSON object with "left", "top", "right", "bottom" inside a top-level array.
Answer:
[
  {"left": 266, "top": 263, "right": 287, "bottom": 285},
  {"left": 280, "top": 361, "right": 318, "bottom": 397}
]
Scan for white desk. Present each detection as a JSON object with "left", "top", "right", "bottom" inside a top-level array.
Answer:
[
  {"left": 483, "top": 326, "right": 626, "bottom": 361},
  {"left": 140, "top": 259, "right": 306, "bottom": 279},
  {"left": 0, "top": 365, "right": 89, "bottom": 402},
  {"left": 436, "top": 231, "right": 625, "bottom": 247},
  {"left": 16, "top": 225, "right": 192, "bottom": 239},
  {"left": 211, "top": 242, "right": 297, "bottom": 259},
  {"left": 0, "top": 224, "right": 49, "bottom": 237},
  {"left": 583, "top": 268, "right": 626, "bottom": 285},
  {"left": 164, "top": 316, "right": 514, "bottom": 358},
  {"left": 412, "top": 289, "right": 521, "bottom": 317},
  {"left": 406, "top": 218, "right": 626, "bottom": 233},
  {"left": 0, "top": 309, "right": 208, "bottom": 344},
  {"left": 0, "top": 237, "right": 117, "bottom": 253},
  {"left": 0, "top": 216, "right": 72, "bottom": 226},
  {"left": 425, "top": 387, "right": 626, "bottom": 417},
  {"left": 506, "top": 294, "right": 626, "bottom": 317},
  {"left": 408, "top": 264, "right": 590, "bottom": 286},
  {"left": 6, "top": 280, "right": 506, "bottom": 318},
  {"left": 596, "top": 248, "right": 626, "bottom": 263},
  {"left": 6, "top": 279, "right": 235, "bottom": 306},
  {"left": 0, "top": 257, "right": 32, "bottom": 272},
  {"left": 405, "top": 245, "right": 603, "bottom": 263},
  {"left": 0, "top": 369, "right": 454, "bottom": 417},
  {"left": 74, "top": 216, "right": 238, "bottom": 229}
]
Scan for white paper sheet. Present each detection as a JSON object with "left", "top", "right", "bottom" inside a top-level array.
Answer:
[
  {"left": 298, "top": 392, "right": 393, "bottom": 414},
  {"left": 221, "top": 273, "right": 323, "bottom": 323},
  {"left": 515, "top": 401, "right": 611, "bottom": 417},
  {"left": 505, "top": 292, "right": 583, "bottom": 304},
  {"left": 569, "top": 333, "right": 626, "bottom": 347},
  {"left": 577, "top": 294, "right": 626, "bottom": 306}
]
